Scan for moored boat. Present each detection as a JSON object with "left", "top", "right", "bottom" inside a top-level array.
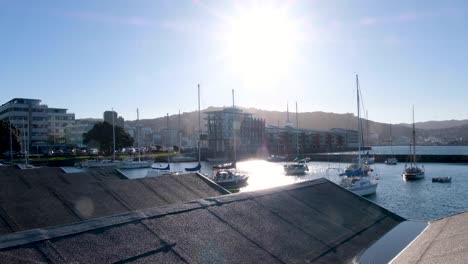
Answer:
[
  {"left": 284, "top": 162, "right": 308, "bottom": 175},
  {"left": 385, "top": 157, "right": 398, "bottom": 165},
  {"left": 339, "top": 74, "right": 379, "bottom": 196},
  {"left": 403, "top": 106, "right": 425, "bottom": 181},
  {"left": 432, "top": 177, "right": 452, "bottom": 183},
  {"left": 213, "top": 169, "right": 249, "bottom": 188}
]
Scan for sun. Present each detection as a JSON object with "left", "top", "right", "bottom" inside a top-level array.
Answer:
[{"left": 223, "top": 4, "right": 301, "bottom": 89}]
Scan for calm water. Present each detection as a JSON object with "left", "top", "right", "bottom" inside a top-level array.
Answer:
[{"left": 64, "top": 158, "right": 468, "bottom": 222}]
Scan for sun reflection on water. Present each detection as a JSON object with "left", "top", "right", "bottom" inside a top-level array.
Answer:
[{"left": 236, "top": 159, "right": 340, "bottom": 192}]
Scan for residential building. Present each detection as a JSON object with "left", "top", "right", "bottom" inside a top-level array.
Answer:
[
  {"left": 65, "top": 119, "right": 100, "bottom": 146},
  {"left": 103, "top": 111, "right": 124, "bottom": 128},
  {"left": 206, "top": 107, "right": 265, "bottom": 159},
  {"left": 0, "top": 98, "right": 75, "bottom": 152},
  {"left": 266, "top": 126, "right": 355, "bottom": 155},
  {"left": 47, "top": 108, "right": 75, "bottom": 144}
]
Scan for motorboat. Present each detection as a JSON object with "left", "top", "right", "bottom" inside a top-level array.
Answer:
[
  {"left": 284, "top": 162, "right": 308, "bottom": 175},
  {"left": 432, "top": 177, "right": 452, "bottom": 183},
  {"left": 213, "top": 169, "right": 248, "bottom": 188},
  {"left": 385, "top": 157, "right": 398, "bottom": 165}
]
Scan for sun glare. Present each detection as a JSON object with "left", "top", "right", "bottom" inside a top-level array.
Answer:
[{"left": 224, "top": 5, "right": 300, "bottom": 89}]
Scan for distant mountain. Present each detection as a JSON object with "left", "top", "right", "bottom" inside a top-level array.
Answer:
[
  {"left": 399, "top": 120, "right": 468, "bottom": 130},
  {"left": 124, "top": 106, "right": 415, "bottom": 144}
]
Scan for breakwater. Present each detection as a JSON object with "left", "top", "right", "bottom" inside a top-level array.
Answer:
[{"left": 307, "top": 154, "right": 468, "bottom": 163}]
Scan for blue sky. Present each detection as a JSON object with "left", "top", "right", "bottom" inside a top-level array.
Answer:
[{"left": 1, "top": 0, "right": 468, "bottom": 123}]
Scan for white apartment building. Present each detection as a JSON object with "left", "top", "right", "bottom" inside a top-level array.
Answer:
[{"left": 0, "top": 98, "right": 75, "bottom": 152}]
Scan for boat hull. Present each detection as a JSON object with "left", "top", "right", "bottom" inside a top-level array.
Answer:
[
  {"left": 402, "top": 172, "right": 425, "bottom": 180},
  {"left": 216, "top": 177, "right": 248, "bottom": 189},
  {"left": 284, "top": 168, "right": 307, "bottom": 175},
  {"left": 349, "top": 182, "right": 378, "bottom": 196}
]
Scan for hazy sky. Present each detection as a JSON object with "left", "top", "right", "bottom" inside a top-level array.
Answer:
[{"left": 1, "top": 0, "right": 468, "bottom": 123}]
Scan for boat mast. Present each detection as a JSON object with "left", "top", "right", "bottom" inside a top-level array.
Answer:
[
  {"left": 9, "top": 115, "right": 13, "bottom": 161},
  {"left": 296, "top": 101, "right": 299, "bottom": 158},
  {"left": 356, "top": 74, "right": 361, "bottom": 165},
  {"left": 412, "top": 105, "right": 416, "bottom": 166},
  {"left": 137, "top": 108, "right": 140, "bottom": 162},
  {"left": 232, "top": 89, "right": 237, "bottom": 163},
  {"left": 112, "top": 108, "right": 116, "bottom": 161},
  {"left": 198, "top": 84, "right": 201, "bottom": 165},
  {"left": 178, "top": 110, "right": 181, "bottom": 153}
]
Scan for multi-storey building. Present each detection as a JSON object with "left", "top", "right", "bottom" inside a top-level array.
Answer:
[
  {"left": 103, "top": 111, "right": 124, "bottom": 128},
  {"left": 65, "top": 118, "right": 100, "bottom": 146},
  {"left": 206, "top": 107, "right": 265, "bottom": 159},
  {"left": 47, "top": 108, "right": 75, "bottom": 144},
  {"left": 266, "top": 126, "right": 358, "bottom": 155}
]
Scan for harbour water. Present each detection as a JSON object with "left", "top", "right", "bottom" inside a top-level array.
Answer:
[{"left": 64, "top": 151, "right": 468, "bottom": 222}]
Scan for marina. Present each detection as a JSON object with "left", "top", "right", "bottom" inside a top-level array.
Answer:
[{"left": 64, "top": 158, "right": 467, "bottom": 222}]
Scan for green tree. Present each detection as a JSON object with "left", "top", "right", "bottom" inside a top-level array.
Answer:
[
  {"left": 0, "top": 120, "right": 21, "bottom": 155},
  {"left": 83, "top": 122, "right": 134, "bottom": 155}
]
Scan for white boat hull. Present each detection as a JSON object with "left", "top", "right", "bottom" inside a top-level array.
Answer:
[{"left": 350, "top": 182, "right": 378, "bottom": 196}]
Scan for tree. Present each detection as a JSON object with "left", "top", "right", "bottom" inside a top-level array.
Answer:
[
  {"left": 83, "top": 122, "right": 134, "bottom": 155},
  {"left": 0, "top": 120, "right": 21, "bottom": 155}
]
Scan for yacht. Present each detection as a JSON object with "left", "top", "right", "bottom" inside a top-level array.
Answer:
[
  {"left": 284, "top": 102, "right": 309, "bottom": 175},
  {"left": 340, "top": 74, "right": 379, "bottom": 196},
  {"left": 213, "top": 169, "right": 249, "bottom": 189},
  {"left": 402, "top": 107, "right": 425, "bottom": 180},
  {"left": 284, "top": 162, "right": 308, "bottom": 175}
]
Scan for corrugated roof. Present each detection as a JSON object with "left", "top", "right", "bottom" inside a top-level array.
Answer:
[{"left": 0, "top": 178, "right": 404, "bottom": 263}]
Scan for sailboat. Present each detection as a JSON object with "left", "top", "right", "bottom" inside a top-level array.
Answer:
[
  {"left": 402, "top": 106, "right": 425, "bottom": 180},
  {"left": 385, "top": 123, "right": 398, "bottom": 165},
  {"left": 212, "top": 89, "right": 249, "bottom": 188},
  {"left": 340, "top": 75, "right": 379, "bottom": 196},
  {"left": 119, "top": 109, "right": 152, "bottom": 169},
  {"left": 284, "top": 102, "right": 308, "bottom": 175},
  {"left": 185, "top": 84, "right": 203, "bottom": 172}
]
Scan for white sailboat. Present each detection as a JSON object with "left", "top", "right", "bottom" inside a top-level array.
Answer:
[
  {"left": 185, "top": 84, "right": 203, "bottom": 172},
  {"left": 385, "top": 123, "right": 398, "bottom": 165},
  {"left": 284, "top": 102, "right": 309, "bottom": 175},
  {"left": 402, "top": 106, "right": 425, "bottom": 180},
  {"left": 340, "top": 75, "right": 379, "bottom": 196},
  {"left": 120, "top": 109, "right": 152, "bottom": 169},
  {"left": 213, "top": 89, "right": 249, "bottom": 188}
]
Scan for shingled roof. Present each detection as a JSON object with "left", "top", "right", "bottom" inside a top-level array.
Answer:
[
  {"left": 0, "top": 178, "right": 405, "bottom": 263},
  {"left": 0, "top": 166, "right": 227, "bottom": 234}
]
